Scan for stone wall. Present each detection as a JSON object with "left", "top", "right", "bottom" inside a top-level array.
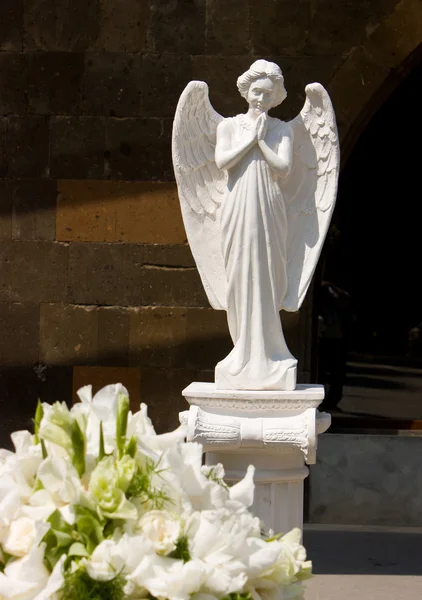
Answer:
[
  {"left": 309, "top": 433, "right": 422, "bottom": 526},
  {"left": 0, "top": 0, "right": 421, "bottom": 446}
]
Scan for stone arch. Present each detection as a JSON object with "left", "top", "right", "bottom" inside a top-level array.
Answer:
[{"left": 326, "top": 0, "right": 422, "bottom": 164}]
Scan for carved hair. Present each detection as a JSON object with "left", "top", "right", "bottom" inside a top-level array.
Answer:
[{"left": 237, "top": 60, "right": 287, "bottom": 108}]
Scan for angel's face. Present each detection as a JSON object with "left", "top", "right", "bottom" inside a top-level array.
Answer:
[{"left": 247, "top": 77, "right": 276, "bottom": 114}]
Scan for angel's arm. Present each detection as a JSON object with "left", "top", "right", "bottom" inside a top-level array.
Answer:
[
  {"left": 215, "top": 119, "right": 257, "bottom": 171},
  {"left": 258, "top": 122, "right": 293, "bottom": 179}
]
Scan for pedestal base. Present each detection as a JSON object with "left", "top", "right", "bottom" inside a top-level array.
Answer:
[{"left": 180, "top": 383, "right": 331, "bottom": 534}]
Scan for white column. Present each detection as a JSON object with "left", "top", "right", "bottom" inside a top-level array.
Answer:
[{"left": 180, "top": 382, "right": 331, "bottom": 534}]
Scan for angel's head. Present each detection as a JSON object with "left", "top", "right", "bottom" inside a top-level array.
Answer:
[{"left": 237, "top": 60, "right": 287, "bottom": 114}]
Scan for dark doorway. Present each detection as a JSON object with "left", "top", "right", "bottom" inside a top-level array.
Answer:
[{"left": 316, "top": 58, "right": 422, "bottom": 424}]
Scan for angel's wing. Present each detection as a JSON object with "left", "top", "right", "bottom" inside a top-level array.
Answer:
[
  {"left": 172, "top": 81, "right": 228, "bottom": 310},
  {"left": 281, "top": 83, "right": 339, "bottom": 312}
]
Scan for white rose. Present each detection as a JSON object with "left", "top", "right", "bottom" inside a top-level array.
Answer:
[
  {"left": 3, "top": 517, "right": 37, "bottom": 557},
  {"left": 138, "top": 510, "right": 180, "bottom": 555}
]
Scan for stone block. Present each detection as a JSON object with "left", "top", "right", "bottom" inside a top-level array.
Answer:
[
  {"left": 250, "top": 0, "right": 309, "bottom": 56},
  {"left": 141, "top": 265, "right": 208, "bottom": 307},
  {"left": 140, "top": 367, "right": 213, "bottom": 434},
  {"left": 184, "top": 307, "right": 231, "bottom": 368},
  {"left": 56, "top": 180, "right": 185, "bottom": 243},
  {"left": 105, "top": 117, "right": 173, "bottom": 181},
  {"left": 82, "top": 52, "right": 141, "bottom": 117},
  {"left": 113, "top": 182, "right": 184, "bottom": 243},
  {"left": 72, "top": 366, "right": 141, "bottom": 411},
  {"left": 309, "top": 433, "right": 422, "bottom": 526},
  {"left": 95, "top": 0, "right": 149, "bottom": 52},
  {"left": 0, "top": 181, "right": 11, "bottom": 240},
  {"left": 11, "top": 179, "right": 57, "bottom": 240},
  {"left": 0, "top": 118, "right": 7, "bottom": 176},
  {"left": 143, "top": 244, "right": 195, "bottom": 268},
  {"left": 40, "top": 303, "right": 99, "bottom": 365},
  {"left": 327, "top": 48, "right": 390, "bottom": 139},
  {"left": 24, "top": 0, "right": 99, "bottom": 51},
  {"left": 0, "top": 53, "right": 27, "bottom": 114},
  {"left": 0, "top": 0, "right": 23, "bottom": 51},
  {"left": 68, "top": 242, "right": 144, "bottom": 306},
  {"left": 7, "top": 116, "right": 49, "bottom": 178},
  {"left": 56, "top": 180, "right": 116, "bottom": 242},
  {"left": 0, "top": 365, "right": 73, "bottom": 450},
  {"left": 206, "top": 0, "right": 250, "bottom": 54},
  {"left": 0, "top": 241, "right": 68, "bottom": 302},
  {"left": 27, "top": 52, "right": 84, "bottom": 115},
  {"left": 98, "top": 307, "right": 131, "bottom": 366},
  {"left": 140, "top": 54, "right": 192, "bottom": 117},
  {"left": 364, "top": 0, "right": 422, "bottom": 70},
  {"left": 191, "top": 56, "right": 253, "bottom": 116},
  {"left": 0, "top": 303, "right": 40, "bottom": 365},
  {"left": 50, "top": 117, "right": 105, "bottom": 179},
  {"left": 148, "top": 0, "right": 206, "bottom": 55},
  {"left": 129, "top": 306, "right": 188, "bottom": 368},
  {"left": 307, "top": 0, "right": 398, "bottom": 57},
  {"left": 129, "top": 306, "right": 230, "bottom": 369}
]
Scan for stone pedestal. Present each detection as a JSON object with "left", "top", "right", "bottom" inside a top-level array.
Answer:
[{"left": 180, "top": 382, "right": 331, "bottom": 534}]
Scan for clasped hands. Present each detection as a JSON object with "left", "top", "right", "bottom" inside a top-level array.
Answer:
[{"left": 249, "top": 113, "right": 268, "bottom": 145}]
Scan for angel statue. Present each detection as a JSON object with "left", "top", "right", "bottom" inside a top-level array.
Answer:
[{"left": 172, "top": 60, "right": 339, "bottom": 391}]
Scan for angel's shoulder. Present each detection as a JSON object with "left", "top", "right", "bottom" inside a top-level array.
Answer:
[
  {"left": 216, "top": 117, "right": 237, "bottom": 137},
  {"left": 218, "top": 116, "right": 237, "bottom": 128}
]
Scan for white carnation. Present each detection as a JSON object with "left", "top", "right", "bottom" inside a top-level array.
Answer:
[{"left": 138, "top": 510, "right": 180, "bottom": 555}]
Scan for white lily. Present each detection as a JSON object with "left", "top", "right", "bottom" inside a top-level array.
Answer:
[
  {"left": 32, "top": 556, "right": 65, "bottom": 600},
  {"left": 0, "top": 543, "right": 50, "bottom": 600},
  {"left": 129, "top": 554, "right": 205, "bottom": 600},
  {"left": 11, "top": 431, "right": 43, "bottom": 486},
  {"left": 0, "top": 490, "right": 21, "bottom": 544},
  {"left": 77, "top": 383, "right": 129, "bottom": 455},
  {"left": 20, "top": 490, "right": 56, "bottom": 522},
  {"left": 37, "top": 455, "right": 81, "bottom": 506}
]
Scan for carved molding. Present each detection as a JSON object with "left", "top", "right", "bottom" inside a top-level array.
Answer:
[{"left": 180, "top": 403, "right": 330, "bottom": 464}]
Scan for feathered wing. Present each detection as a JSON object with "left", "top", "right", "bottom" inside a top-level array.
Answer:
[
  {"left": 281, "top": 83, "right": 339, "bottom": 312},
  {"left": 172, "top": 81, "right": 228, "bottom": 310}
]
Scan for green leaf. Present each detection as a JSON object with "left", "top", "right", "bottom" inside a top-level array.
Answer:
[
  {"left": 126, "top": 435, "right": 137, "bottom": 458},
  {"left": 0, "top": 546, "right": 13, "bottom": 572},
  {"left": 63, "top": 542, "right": 89, "bottom": 571},
  {"left": 33, "top": 477, "right": 44, "bottom": 492},
  {"left": 71, "top": 420, "right": 86, "bottom": 477},
  {"left": 48, "top": 509, "right": 73, "bottom": 536},
  {"left": 222, "top": 593, "right": 252, "bottom": 600},
  {"left": 116, "top": 393, "right": 129, "bottom": 459},
  {"left": 99, "top": 421, "right": 105, "bottom": 461},
  {"left": 33, "top": 399, "right": 44, "bottom": 444},
  {"left": 41, "top": 438, "right": 48, "bottom": 459},
  {"left": 265, "top": 533, "right": 283, "bottom": 543},
  {"left": 73, "top": 505, "right": 104, "bottom": 555},
  {"left": 43, "top": 510, "right": 74, "bottom": 570},
  {"left": 170, "top": 535, "right": 190, "bottom": 563},
  {"left": 68, "top": 542, "right": 89, "bottom": 559}
]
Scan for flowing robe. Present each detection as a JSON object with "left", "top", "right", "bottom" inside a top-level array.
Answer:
[{"left": 215, "top": 115, "right": 297, "bottom": 390}]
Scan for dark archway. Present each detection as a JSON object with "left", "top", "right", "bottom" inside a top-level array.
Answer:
[{"left": 316, "top": 57, "right": 422, "bottom": 423}]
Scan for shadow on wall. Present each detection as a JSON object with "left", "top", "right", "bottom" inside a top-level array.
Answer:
[{"left": 0, "top": 317, "right": 305, "bottom": 450}]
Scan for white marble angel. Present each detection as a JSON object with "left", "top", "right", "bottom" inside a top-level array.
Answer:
[{"left": 172, "top": 60, "right": 339, "bottom": 391}]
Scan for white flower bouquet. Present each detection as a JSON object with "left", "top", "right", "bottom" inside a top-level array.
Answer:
[{"left": 0, "top": 384, "right": 312, "bottom": 600}]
